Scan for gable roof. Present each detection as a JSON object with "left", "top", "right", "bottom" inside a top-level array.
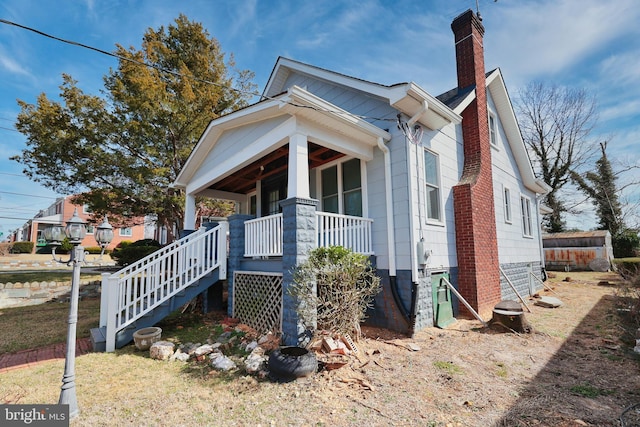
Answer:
[
  {"left": 437, "top": 68, "right": 549, "bottom": 195},
  {"left": 264, "top": 57, "right": 461, "bottom": 131}
]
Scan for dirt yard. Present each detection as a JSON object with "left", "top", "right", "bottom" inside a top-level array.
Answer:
[{"left": 1, "top": 271, "right": 639, "bottom": 426}]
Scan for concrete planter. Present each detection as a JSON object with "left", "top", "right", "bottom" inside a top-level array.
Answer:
[{"left": 133, "top": 327, "right": 162, "bottom": 350}]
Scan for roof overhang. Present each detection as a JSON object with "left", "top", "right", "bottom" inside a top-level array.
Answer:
[{"left": 388, "top": 82, "right": 462, "bottom": 130}]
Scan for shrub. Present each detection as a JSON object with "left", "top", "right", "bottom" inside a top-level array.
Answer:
[
  {"left": 85, "top": 246, "right": 111, "bottom": 255},
  {"left": 10, "top": 241, "right": 34, "bottom": 254},
  {"left": 290, "top": 246, "right": 381, "bottom": 338},
  {"left": 0, "top": 242, "right": 12, "bottom": 256},
  {"left": 613, "top": 230, "right": 640, "bottom": 258},
  {"left": 111, "top": 239, "right": 161, "bottom": 266}
]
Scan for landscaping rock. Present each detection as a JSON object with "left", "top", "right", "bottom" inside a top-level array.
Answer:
[
  {"left": 193, "top": 344, "right": 216, "bottom": 357},
  {"left": 210, "top": 352, "right": 237, "bottom": 371},
  {"left": 244, "top": 347, "right": 267, "bottom": 374},
  {"left": 170, "top": 349, "right": 190, "bottom": 362},
  {"left": 150, "top": 341, "right": 175, "bottom": 361},
  {"left": 245, "top": 340, "right": 259, "bottom": 352}
]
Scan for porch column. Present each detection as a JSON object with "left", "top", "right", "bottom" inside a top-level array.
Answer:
[
  {"left": 288, "top": 132, "right": 310, "bottom": 198},
  {"left": 281, "top": 197, "right": 318, "bottom": 346},
  {"left": 184, "top": 193, "right": 196, "bottom": 230}
]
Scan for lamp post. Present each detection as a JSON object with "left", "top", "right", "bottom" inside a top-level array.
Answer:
[{"left": 44, "top": 209, "right": 113, "bottom": 419}]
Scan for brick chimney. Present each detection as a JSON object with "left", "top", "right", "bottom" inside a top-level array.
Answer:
[{"left": 451, "top": 9, "right": 501, "bottom": 318}]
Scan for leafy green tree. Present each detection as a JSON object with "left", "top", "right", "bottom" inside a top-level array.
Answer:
[
  {"left": 12, "top": 14, "right": 255, "bottom": 240},
  {"left": 515, "top": 82, "right": 598, "bottom": 232},
  {"left": 572, "top": 142, "right": 639, "bottom": 257},
  {"left": 571, "top": 142, "right": 623, "bottom": 236}
]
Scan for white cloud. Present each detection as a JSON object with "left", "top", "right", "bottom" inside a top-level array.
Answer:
[{"left": 486, "top": 0, "right": 640, "bottom": 83}]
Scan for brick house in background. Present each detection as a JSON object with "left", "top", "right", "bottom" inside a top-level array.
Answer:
[{"left": 10, "top": 195, "right": 149, "bottom": 253}]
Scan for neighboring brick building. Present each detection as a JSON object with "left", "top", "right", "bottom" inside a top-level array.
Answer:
[{"left": 10, "top": 196, "right": 149, "bottom": 253}]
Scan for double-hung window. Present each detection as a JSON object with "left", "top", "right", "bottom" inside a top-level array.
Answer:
[
  {"left": 489, "top": 112, "right": 497, "bottom": 147},
  {"left": 320, "top": 158, "right": 362, "bottom": 216},
  {"left": 504, "top": 187, "right": 512, "bottom": 223},
  {"left": 520, "top": 196, "right": 532, "bottom": 237},
  {"left": 424, "top": 149, "right": 442, "bottom": 222}
]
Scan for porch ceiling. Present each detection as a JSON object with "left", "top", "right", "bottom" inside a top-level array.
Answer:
[{"left": 209, "top": 142, "right": 344, "bottom": 194}]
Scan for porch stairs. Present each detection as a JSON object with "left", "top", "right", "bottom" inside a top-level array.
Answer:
[{"left": 90, "top": 223, "right": 228, "bottom": 352}]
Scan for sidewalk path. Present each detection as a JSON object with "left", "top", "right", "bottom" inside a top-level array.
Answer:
[{"left": 0, "top": 338, "right": 93, "bottom": 373}]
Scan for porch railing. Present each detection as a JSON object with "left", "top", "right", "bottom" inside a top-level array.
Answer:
[
  {"left": 244, "top": 213, "right": 283, "bottom": 257},
  {"left": 316, "top": 211, "right": 373, "bottom": 255},
  {"left": 243, "top": 212, "right": 373, "bottom": 257},
  {"left": 100, "top": 223, "right": 228, "bottom": 352}
]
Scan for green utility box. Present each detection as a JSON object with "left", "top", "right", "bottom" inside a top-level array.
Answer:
[{"left": 431, "top": 272, "right": 455, "bottom": 328}]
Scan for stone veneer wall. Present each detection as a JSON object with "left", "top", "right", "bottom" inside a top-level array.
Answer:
[
  {"left": 0, "top": 280, "right": 101, "bottom": 309},
  {"left": 499, "top": 261, "right": 543, "bottom": 302}
]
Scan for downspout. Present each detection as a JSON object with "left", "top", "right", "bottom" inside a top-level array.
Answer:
[
  {"left": 535, "top": 192, "right": 548, "bottom": 281},
  {"left": 378, "top": 131, "right": 416, "bottom": 333}
]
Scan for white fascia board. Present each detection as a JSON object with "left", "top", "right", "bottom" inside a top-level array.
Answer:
[
  {"left": 33, "top": 213, "right": 63, "bottom": 224},
  {"left": 283, "top": 85, "right": 391, "bottom": 142},
  {"left": 264, "top": 58, "right": 393, "bottom": 100},
  {"left": 185, "top": 116, "right": 297, "bottom": 195},
  {"left": 174, "top": 99, "right": 285, "bottom": 187},
  {"left": 452, "top": 88, "right": 476, "bottom": 116},
  {"left": 487, "top": 69, "right": 549, "bottom": 195},
  {"left": 388, "top": 83, "right": 462, "bottom": 130},
  {"left": 298, "top": 120, "right": 374, "bottom": 161}
]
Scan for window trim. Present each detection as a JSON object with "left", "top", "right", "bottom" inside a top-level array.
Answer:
[
  {"left": 317, "top": 157, "right": 366, "bottom": 217},
  {"left": 488, "top": 111, "right": 498, "bottom": 148},
  {"left": 520, "top": 195, "right": 533, "bottom": 238},
  {"left": 503, "top": 186, "right": 512, "bottom": 224},
  {"left": 423, "top": 148, "right": 443, "bottom": 224},
  {"left": 119, "top": 227, "right": 133, "bottom": 237}
]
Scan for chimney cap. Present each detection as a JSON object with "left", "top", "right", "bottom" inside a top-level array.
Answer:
[{"left": 451, "top": 8, "right": 485, "bottom": 38}]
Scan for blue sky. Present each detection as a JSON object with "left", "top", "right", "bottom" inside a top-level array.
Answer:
[{"left": 1, "top": 0, "right": 639, "bottom": 238}]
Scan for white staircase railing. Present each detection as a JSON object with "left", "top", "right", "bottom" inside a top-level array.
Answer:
[
  {"left": 100, "top": 223, "right": 228, "bottom": 352},
  {"left": 245, "top": 214, "right": 283, "bottom": 257},
  {"left": 316, "top": 212, "right": 373, "bottom": 255}
]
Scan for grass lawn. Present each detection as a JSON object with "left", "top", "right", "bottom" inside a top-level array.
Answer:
[{"left": 0, "top": 298, "right": 101, "bottom": 353}]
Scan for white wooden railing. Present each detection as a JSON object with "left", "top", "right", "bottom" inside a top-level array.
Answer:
[
  {"left": 245, "top": 213, "right": 283, "bottom": 257},
  {"left": 243, "top": 212, "right": 373, "bottom": 257},
  {"left": 100, "top": 223, "right": 228, "bottom": 352},
  {"left": 316, "top": 212, "right": 373, "bottom": 255}
]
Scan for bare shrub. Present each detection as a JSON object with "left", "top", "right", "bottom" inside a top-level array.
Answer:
[
  {"left": 290, "top": 246, "right": 381, "bottom": 339},
  {"left": 0, "top": 242, "right": 12, "bottom": 256}
]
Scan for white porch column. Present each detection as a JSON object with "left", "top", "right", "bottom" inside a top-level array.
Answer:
[
  {"left": 184, "top": 193, "right": 196, "bottom": 230},
  {"left": 288, "top": 132, "right": 310, "bottom": 198}
]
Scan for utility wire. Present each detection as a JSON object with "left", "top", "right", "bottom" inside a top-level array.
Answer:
[
  {"left": 0, "top": 190, "right": 58, "bottom": 199},
  {"left": 0, "top": 18, "right": 399, "bottom": 124}
]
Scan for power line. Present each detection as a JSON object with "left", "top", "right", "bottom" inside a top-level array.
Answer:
[
  {"left": 0, "top": 125, "right": 19, "bottom": 132},
  {"left": 0, "top": 18, "right": 398, "bottom": 124},
  {"left": 0, "top": 190, "right": 58, "bottom": 199}
]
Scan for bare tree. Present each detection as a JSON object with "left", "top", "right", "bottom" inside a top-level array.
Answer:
[{"left": 515, "top": 82, "right": 598, "bottom": 232}]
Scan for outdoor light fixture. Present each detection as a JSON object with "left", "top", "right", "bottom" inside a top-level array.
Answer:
[{"left": 44, "top": 208, "right": 114, "bottom": 419}]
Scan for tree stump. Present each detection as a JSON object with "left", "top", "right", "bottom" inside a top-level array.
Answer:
[{"left": 489, "top": 300, "right": 532, "bottom": 333}]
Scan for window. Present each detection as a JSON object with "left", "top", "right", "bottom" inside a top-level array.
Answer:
[
  {"left": 86, "top": 224, "right": 95, "bottom": 235},
  {"left": 119, "top": 227, "right": 133, "bottom": 237},
  {"left": 321, "top": 166, "right": 339, "bottom": 214},
  {"left": 504, "top": 187, "right": 512, "bottom": 223},
  {"left": 320, "top": 159, "right": 363, "bottom": 216},
  {"left": 489, "top": 113, "right": 497, "bottom": 147},
  {"left": 520, "top": 196, "right": 532, "bottom": 237},
  {"left": 342, "top": 159, "right": 362, "bottom": 217},
  {"left": 424, "top": 149, "right": 442, "bottom": 221},
  {"left": 83, "top": 204, "right": 92, "bottom": 214}
]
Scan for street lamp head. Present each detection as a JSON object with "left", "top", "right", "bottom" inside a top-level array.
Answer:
[
  {"left": 43, "top": 224, "right": 65, "bottom": 246},
  {"left": 65, "top": 209, "right": 87, "bottom": 245},
  {"left": 94, "top": 215, "right": 114, "bottom": 248}
]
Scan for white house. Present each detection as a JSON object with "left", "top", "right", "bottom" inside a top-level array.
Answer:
[
  {"left": 169, "top": 9, "right": 550, "bottom": 344},
  {"left": 95, "top": 9, "right": 551, "bottom": 351}
]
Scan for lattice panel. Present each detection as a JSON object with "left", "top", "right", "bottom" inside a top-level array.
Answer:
[{"left": 232, "top": 271, "right": 283, "bottom": 334}]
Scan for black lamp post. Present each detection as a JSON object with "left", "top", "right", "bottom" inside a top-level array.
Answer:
[{"left": 44, "top": 209, "right": 113, "bottom": 419}]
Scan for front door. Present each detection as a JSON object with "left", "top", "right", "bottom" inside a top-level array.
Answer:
[{"left": 261, "top": 172, "right": 287, "bottom": 216}]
